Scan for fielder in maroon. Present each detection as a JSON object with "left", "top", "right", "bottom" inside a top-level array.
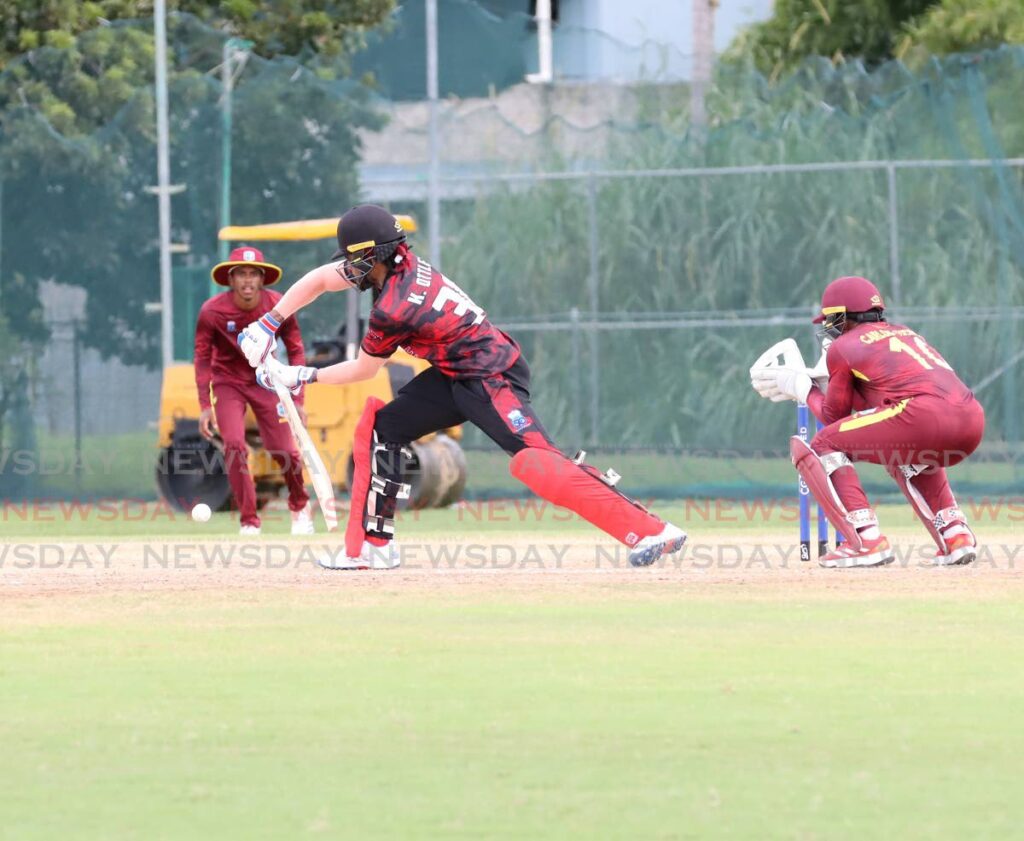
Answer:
[
  {"left": 753, "top": 275, "right": 984, "bottom": 568},
  {"left": 195, "top": 246, "right": 311, "bottom": 535},
  {"left": 238, "top": 204, "right": 686, "bottom": 569}
]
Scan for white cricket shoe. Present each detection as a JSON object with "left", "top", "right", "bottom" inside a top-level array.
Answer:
[
  {"left": 317, "top": 541, "right": 401, "bottom": 571},
  {"left": 932, "top": 527, "right": 977, "bottom": 567},
  {"left": 290, "top": 504, "right": 315, "bottom": 535},
  {"left": 819, "top": 535, "right": 894, "bottom": 569},
  {"left": 239, "top": 524, "right": 262, "bottom": 537},
  {"left": 628, "top": 522, "right": 688, "bottom": 568}
]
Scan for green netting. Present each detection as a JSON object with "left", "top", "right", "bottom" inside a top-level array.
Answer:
[{"left": 1, "top": 10, "right": 1022, "bottom": 503}]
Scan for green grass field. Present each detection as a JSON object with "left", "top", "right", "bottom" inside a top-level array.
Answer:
[{"left": 2, "top": 502, "right": 1022, "bottom": 838}]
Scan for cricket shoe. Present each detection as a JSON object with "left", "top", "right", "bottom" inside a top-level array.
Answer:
[
  {"left": 239, "top": 524, "right": 261, "bottom": 537},
  {"left": 628, "top": 522, "right": 688, "bottom": 568},
  {"left": 290, "top": 504, "right": 315, "bottom": 536},
  {"left": 819, "top": 535, "right": 894, "bottom": 569},
  {"left": 932, "top": 526, "right": 977, "bottom": 567},
  {"left": 317, "top": 541, "right": 401, "bottom": 571}
]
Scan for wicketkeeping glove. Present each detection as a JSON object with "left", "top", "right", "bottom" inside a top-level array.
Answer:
[
  {"left": 238, "top": 312, "right": 281, "bottom": 368},
  {"left": 750, "top": 365, "right": 812, "bottom": 403},
  {"left": 256, "top": 358, "right": 317, "bottom": 395}
]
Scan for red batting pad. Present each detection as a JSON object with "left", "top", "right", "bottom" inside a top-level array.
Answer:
[
  {"left": 346, "top": 397, "right": 386, "bottom": 558},
  {"left": 790, "top": 436, "right": 863, "bottom": 550},
  {"left": 509, "top": 448, "right": 662, "bottom": 546}
]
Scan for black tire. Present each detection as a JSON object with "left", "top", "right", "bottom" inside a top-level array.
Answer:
[
  {"left": 344, "top": 434, "right": 467, "bottom": 510},
  {"left": 155, "top": 442, "right": 232, "bottom": 512}
]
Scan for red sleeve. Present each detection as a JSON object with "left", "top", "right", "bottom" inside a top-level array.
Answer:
[
  {"left": 194, "top": 304, "right": 215, "bottom": 410},
  {"left": 361, "top": 310, "right": 409, "bottom": 359},
  {"left": 818, "top": 344, "right": 855, "bottom": 425}
]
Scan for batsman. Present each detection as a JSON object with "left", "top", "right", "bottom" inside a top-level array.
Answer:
[
  {"left": 751, "top": 276, "right": 985, "bottom": 568},
  {"left": 238, "top": 204, "right": 686, "bottom": 570}
]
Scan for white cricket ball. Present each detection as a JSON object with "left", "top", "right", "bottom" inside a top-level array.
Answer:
[{"left": 191, "top": 503, "right": 212, "bottom": 523}]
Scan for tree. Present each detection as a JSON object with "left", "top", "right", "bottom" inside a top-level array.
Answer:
[
  {"left": 0, "top": 1, "right": 395, "bottom": 366},
  {"left": 898, "top": 0, "right": 1024, "bottom": 58},
  {"left": 0, "top": 1, "right": 394, "bottom": 71},
  {"left": 726, "top": 0, "right": 938, "bottom": 79}
]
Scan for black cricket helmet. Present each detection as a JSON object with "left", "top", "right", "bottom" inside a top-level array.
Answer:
[{"left": 331, "top": 204, "right": 407, "bottom": 290}]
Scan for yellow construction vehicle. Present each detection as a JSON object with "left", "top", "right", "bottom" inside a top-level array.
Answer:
[{"left": 155, "top": 215, "right": 466, "bottom": 513}]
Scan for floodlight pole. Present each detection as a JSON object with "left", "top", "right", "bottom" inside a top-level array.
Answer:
[
  {"left": 154, "top": 0, "right": 174, "bottom": 369},
  {"left": 691, "top": 0, "right": 716, "bottom": 128},
  {"left": 218, "top": 38, "right": 252, "bottom": 287},
  {"left": 219, "top": 38, "right": 235, "bottom": 269},
  {"left": 426, "top": 0, "right": 441, "bottom": 267}
]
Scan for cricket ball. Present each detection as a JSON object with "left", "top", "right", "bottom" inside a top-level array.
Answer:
[{"left": 191, "top": 503, "right": 212, "bottom": 523}]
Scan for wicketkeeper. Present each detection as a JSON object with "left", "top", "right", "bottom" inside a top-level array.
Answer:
[
  {"left": 751, "top": 275, "right": 985, "bottom": 568},
  {"left": 238, "top": 204, "right": 686, "bottom": 569},
  {"left": 195, "top": 246, "right": 314, "bottom": 536}
]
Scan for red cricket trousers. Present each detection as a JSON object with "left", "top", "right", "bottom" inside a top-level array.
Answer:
[{"left": 212, "top": 380, "right": 309, "bottom": 527}]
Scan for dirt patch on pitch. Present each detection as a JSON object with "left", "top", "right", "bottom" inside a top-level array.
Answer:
[{"left": 2, "top": 529, "right": 1023, "bottom": 620}]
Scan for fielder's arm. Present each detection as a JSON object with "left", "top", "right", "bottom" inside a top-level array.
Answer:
[{"left": 268, "top": 262, "right": 353, "bottom": 322}]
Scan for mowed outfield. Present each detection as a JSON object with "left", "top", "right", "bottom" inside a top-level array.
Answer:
[{"left": 2, "top": 499, "right": 1023, "bottom": 839}]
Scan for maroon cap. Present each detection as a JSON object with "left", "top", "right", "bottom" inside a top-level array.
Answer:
[
  {"left": 211, "top": 246, "right": 283, "bottom": 287},
  {"left": 813, "top": 276, "right": 885, "bottom": 323}
]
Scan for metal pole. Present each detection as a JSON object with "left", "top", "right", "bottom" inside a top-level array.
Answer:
[
  {"left": 72, "top": 322, "right": 83, "bottom": 489},
  {"left": 154, "top": 0, "right": 174, "bottom": 370},
  {"left": 526, "top": 0, "right": 553, "bottom": 84},
  {"left": 586, "top": 174, "right": 600, "bottom": 444},
  {"left": 345, "top": 294, "right": 359, "bottom": 361},
  {"left": 426, "top": 0, "right": 441, "bottom": 267},
  {"left": 690, "top": 0, "right": 715, "bottom": 128},
  {"left": 219, "top": 38, "right": 234, "bottom": 270},
  {"left": 569, "top": 307, "right": 582, "bottom": 444},
  {"left": 887, "top": 163, "right": 901, "bottom": 304},
  {"left": 0, "top": 177, "right": 4, "bottom": 312}
]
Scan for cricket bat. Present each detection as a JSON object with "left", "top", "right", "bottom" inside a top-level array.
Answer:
[{"left": 271, "top": 379, "right": 339, "bottom": 532}]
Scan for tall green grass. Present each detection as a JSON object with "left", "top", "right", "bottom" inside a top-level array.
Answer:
[{"left": 440, "top": 49, "right": 1024, "bottom": 450}]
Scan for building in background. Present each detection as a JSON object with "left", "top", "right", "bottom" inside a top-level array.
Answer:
[
  {"left": 356, "top": 0, "right": 774, "bottom": 199},
  {"left": 355, "top": 0, "right": 774, "bottom": 99},
  {"left": 554, "top": 0, "right": 773, "bottom": 83}
]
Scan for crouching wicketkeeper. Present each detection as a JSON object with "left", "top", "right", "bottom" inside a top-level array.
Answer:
[{"left": 750, "top": 276, "right": 984, "bottom": 568}]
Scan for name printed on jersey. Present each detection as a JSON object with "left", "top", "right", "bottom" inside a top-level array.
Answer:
[
  {"left": 858, "top": 326, "right": 915, "bottom": 345},
  {"left": 406, "top": 261, "right": 485, "bottom": 325}
]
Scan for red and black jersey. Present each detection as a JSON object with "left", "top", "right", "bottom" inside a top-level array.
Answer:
[
  {"left": 360, "top": 248, "right": 521, "bottom": 378},
  {"left": 810, "top": 321, "right": 974, "bottom": 425}
]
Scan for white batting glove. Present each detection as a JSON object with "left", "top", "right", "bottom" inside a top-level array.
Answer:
[
  {"left": 237, "top": 312, "right": 281, "bottom": 368},
  {"left": 256, "top": 358, "right": 317, "bottom": 395},
  {"left": 750, "top": 366, "right": 812, "bottom": 403}
]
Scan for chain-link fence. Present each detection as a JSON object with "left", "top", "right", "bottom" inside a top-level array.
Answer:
[{"left": 1, "top": 12, "right": 1022, "bottom": 502}]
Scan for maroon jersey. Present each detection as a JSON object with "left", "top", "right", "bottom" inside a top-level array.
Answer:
[
  {"left": 360, "top": 248, "right": 520, "bottom": 378},
  {"left": 194, "top": 289, "right": 305, "bottom": 409},
  {"left": 811, "top": 321, "right": 974, "bottom": 425}
]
